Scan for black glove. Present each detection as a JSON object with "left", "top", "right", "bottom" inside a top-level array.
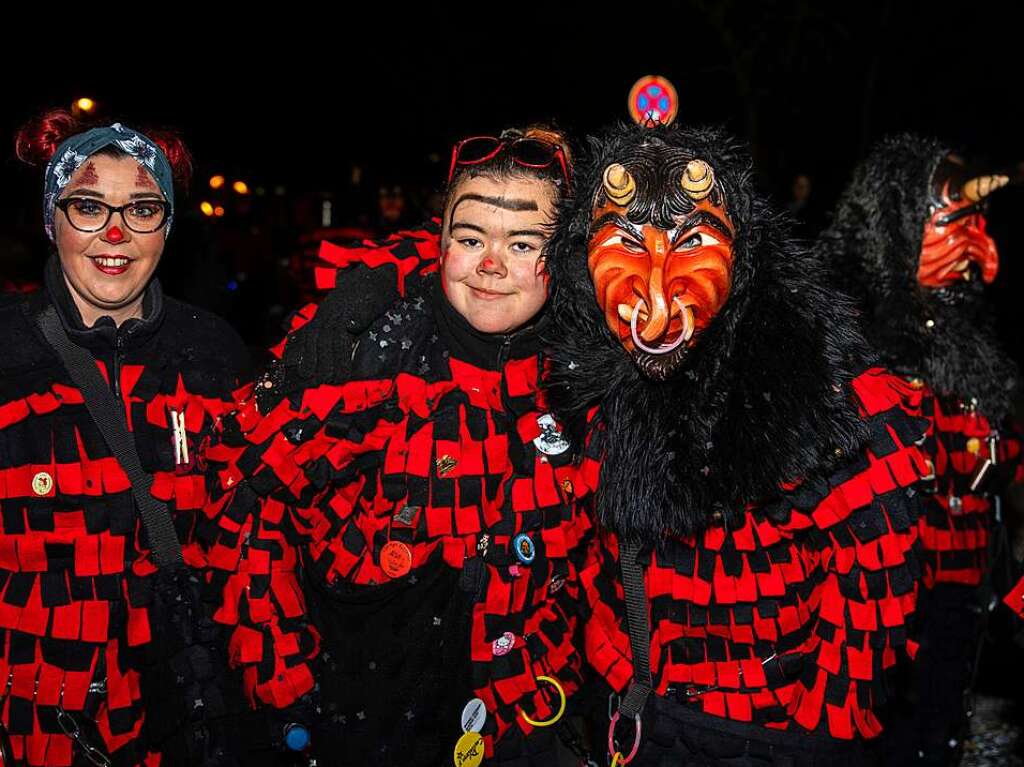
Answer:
[{"left": 259, "top": 263, "right": 401, "bottom": 409}]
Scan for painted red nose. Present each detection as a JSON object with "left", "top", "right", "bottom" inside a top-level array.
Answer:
[{"left": 105, "top": 225, "right": 125, "bottom": 243}]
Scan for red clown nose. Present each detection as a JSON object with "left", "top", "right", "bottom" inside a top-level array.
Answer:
[{"left": 105, "top": 225, "right": 125, "bottom": 243}]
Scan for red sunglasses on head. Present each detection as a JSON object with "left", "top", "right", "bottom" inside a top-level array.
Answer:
[{"left": 447, "top": 136, "right": 571, "bottom": 185}]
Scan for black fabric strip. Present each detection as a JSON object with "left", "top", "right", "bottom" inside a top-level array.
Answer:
[
  {"left": 618, "top": 540, "right": 653, "bottom": 719},
  {"left": 36, "top": 305, "right": 184, "bottom": 571}
]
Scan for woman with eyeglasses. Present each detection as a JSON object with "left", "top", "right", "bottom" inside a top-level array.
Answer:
[
  {"left": 0, "top": 110, "right": 250, "bottom": 766},
  {"left": 204, "top": 127, "right": 596, "bottom": 765}
]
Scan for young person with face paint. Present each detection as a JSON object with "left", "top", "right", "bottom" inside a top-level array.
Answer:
[
  {"left": 1, "top": 111, "right": 250, "bottom": 766},
  {"left": 542, "top": 123, "right": 932, "bottom": 766},
  {"left": 817, "top": 135, "right": 1023, "bottom": 767},
  {"left": 203, "top": 128, "right": 597, "bottom": 765}
]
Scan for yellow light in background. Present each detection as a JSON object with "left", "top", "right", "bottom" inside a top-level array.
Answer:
[
  {"left": 75, "top": 98, "right": 95, "bottom": 113},
  {"left": 232, "top": 180, "right": 249, "bottom": 195},
  {"left": 214, "top": 206, "right": 225, "bottom": 217},
  {"left": 209, "top": 175, "right": 226, "bottom": 190},
  {"left": 200, "top": 201, "right": 214, "bottom": 216}
]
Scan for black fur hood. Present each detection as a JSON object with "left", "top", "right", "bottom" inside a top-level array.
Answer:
[
  {"left": 544, "top": 123, "right": 875, "bottom": 543},
  {"left": 817, "top": 133, "right": 1017, "bottom": 422}
]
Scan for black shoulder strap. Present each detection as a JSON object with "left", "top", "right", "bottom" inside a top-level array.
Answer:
[
  {"left": 617, "top": 540, "right": 653, "bottom": 719},
  {"left": 37, "top": 305, "right": 185, "bottom": 571}
]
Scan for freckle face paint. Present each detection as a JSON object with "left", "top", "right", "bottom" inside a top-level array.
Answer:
[
  {"left": 77, "top": 162, "right": 99, "bottom": 186},
  {"left": 135, "top": 164, "right": 157, "bottom": 189}
]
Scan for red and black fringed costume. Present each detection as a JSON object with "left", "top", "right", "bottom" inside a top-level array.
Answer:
[
  {"left": 817, "top": 135, "right": 1022, "bottom": 766},
  {"left": 0, "top": 257, "right": 249, "bottom": 767},
  {"left": 204, "top": 224, "right": 595, "bottom": 766},
  {"left": 543, "top": 124, "right": 930, "bottom": 766}
]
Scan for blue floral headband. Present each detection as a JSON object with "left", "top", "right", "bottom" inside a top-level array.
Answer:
[{"left": 43, "top": 123, "right": 175, "bottom": 241}]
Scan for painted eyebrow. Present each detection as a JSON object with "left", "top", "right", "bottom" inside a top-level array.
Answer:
[
  {"left": 452, "top": 193, "right": 539, "bottom": 212},
  {"left": 129, "top": 192, "right": 165, "bottom": 200},
  {"left": 451, "top": 222, "right": 486, "bottom": 234},
  {"left": 64, "top": 188, "right": 105, "bottom": 198},
  {"left": 592, "top": 212, "right": 644, "bottom": 241},
  {"left": 678, "top": 210, "right": 733, "bottom": 239},
  {"left": 450, "top": 223, "right": 549, "bottom": 241}
]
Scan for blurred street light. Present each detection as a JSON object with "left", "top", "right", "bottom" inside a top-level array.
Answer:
[
  {"left": 232, "top": 180, "right": 249, "bottom": 195},
  {"left": 200, "top": 201, "right": 214, "bottom": 216},
  {"left": 73, "top": 98, "right": 96, "bottom": 115},
  {"left": 209, "top": 175, "right": 225, "bottom": 190}
]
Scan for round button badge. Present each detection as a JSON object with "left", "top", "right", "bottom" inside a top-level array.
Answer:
[
  {"left": 460, "top": 697, "right": 487, "bottom": 734},
  {"left": 492, "top": 631, "right": 516, "bottom": 657},
  {"left": 380, "top": 541, "right": 413, "bottom": 579},
  {"left": 512, "top": 533, "right": 536, "bottom": 565},
  {"left": 31, "top": 471, "right": 53, "bottom": 497},
  {"left": 453, "top": 731, "right": 485, "bottom": 767}
]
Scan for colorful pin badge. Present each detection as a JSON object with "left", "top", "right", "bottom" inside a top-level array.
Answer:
[
  {"left": 476, "top": 533, "right": 491, "bottom": 558},
  {"left": 512, "top": 533, "right": 536, "bottom": 565},
  {"left": 31, "top": 471, "right": 53, "bottom": 497},
  {"left": 533, "top": 414, "right": 570, "bottom": 456},
  {"left": 392, "top": 504, "right": 421, "bottom": 528},
  {"left": 436, "top": 455, "right": 458, "bottom": 477},
  {"left": 380, "top": 541, "right": 413, "bottom": 579},
  {"left": 453, "top": 731, "right": 485, "bottom": 767},
  {"left": 460, "top": 698, "right": 487, "bottom": 734},
  {"left": 492, "top": 631, "right": 516, "bottom": 657}
]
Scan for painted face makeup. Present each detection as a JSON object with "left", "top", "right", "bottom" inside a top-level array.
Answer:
[
  {"left": 918, "top": 169, "right": 1004, "bottom": 289},
  {"left": 135, "top": 163, "right": 158, "bottom": 189},
  {"left": 587, "top": 154, "right": 735, "bottom": 379},
  {"left": 54, "top": 153, "right": 167, "bottom": 327},
  {"left": 441, "top": 175, "right": 556, "bottom": 335},
  {"left": 77, "top": 162, "right": 100, "bottom": 186},
  {"left": 105, "top": 225, "right": 125, "bottom": 246}
]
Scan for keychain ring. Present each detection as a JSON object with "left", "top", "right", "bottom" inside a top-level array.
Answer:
[{"left": 517, "top": 675, "right": 566, "bottom": 727}]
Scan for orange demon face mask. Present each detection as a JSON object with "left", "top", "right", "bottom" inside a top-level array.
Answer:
[
  {"left": 588, "top": 153, "right": 735, "bottom": 379},
  {"left": 918, "top": 158, "right": 1007, "bottom": 289}
]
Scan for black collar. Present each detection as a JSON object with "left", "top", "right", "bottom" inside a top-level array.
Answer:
[
  {"left": 429, "top": 276, "right": 545, "bottom": 370},
  {"left": 42, "top": 254, "right": 166, "bottom": 355}
]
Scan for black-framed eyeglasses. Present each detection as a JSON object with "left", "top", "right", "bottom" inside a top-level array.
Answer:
[
  {"left": 55, "top": 197, "right": 169, "bottom": 234},
  {"left": 448, "top": 136, "right": 571, "bottom": 186}
]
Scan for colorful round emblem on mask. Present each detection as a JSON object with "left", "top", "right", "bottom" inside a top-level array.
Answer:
[{"left": 628, "top": 75, "right": 679, "bottom": 126}]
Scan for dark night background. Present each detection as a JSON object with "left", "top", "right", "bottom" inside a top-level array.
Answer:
[
  {"left": 2, "top": 3, "right": 1022, "bottom": 356},
  {"left": 1, "top": 1, "right": 1024, "bottom": 746}
]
